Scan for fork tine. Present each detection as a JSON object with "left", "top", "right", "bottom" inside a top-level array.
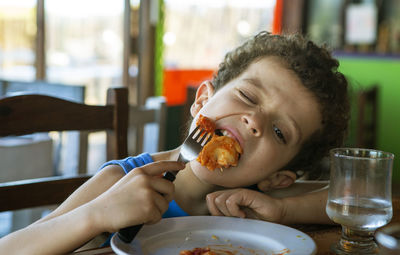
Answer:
[
  {"left": 198, "top": 130, "right": 211, "bottom": 144},
  {"left": 194, "top": 132, "right": 205, "bottom": 142},
  {"left": 189, "top": 125, "right": 201, "bottom": 139},
  {"left": 192, "top": 126, "right": 205, "bottom": 140},
  {"left": 205, "top": 134, "right": 213, "bottom": 144},
  {"left": 201, "top": 133, "right": 213, "bottom": 146}
]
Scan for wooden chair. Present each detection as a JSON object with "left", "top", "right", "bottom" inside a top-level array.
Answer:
[
  {"left": 129, "top": 96, "right": 167, "bottom": 155},
  {"left": 0, "top": 79, "right": 88, "bottom": 174},
  {"left": 0, "top": 87, "right": 128, "bottom": 212},
  {"left": 356, "top": 86, "right": 379, "bottom": 149}
]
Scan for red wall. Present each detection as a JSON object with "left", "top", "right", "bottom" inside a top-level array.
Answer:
[{"left": 163, "top": 69, "right": 215, "bottom": 106}]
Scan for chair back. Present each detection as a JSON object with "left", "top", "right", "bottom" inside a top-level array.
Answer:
[
  {"left": 0, "top": 79, "right": 88, "bottom": 174},
  {"left": 0, "top": 87, "right": 129, "bottom": 212}
]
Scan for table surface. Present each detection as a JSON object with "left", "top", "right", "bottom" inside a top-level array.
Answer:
[{"left": 73, "top": 187, "right": 400, "bottom": 255}]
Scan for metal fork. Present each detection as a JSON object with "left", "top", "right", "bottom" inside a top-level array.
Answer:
[
  {"left": 180, "top": 125, "right": 214, "bottom": 162},
  {"left": 116, "top": 125, "right": 213, "bottom": 243},
  {"left": 163, "top": 125, "right": 213, "bottom": 181}
]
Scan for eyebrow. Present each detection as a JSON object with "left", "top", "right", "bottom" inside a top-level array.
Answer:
[
  {"left": 243, "top": 78, "right": 264, "bottom": 90},
  {"left": 243, "top": 77, "right": 303, "bottom": 145}
]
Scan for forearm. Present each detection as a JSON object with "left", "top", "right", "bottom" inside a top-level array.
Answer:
[
  {"left": 37, "top": 165, "right": 125, "bottom": 225},
  {"left": 0, "top": 161, "right": 184, "bottom": 254},
  {"left": 280, "top": 188, "right": 334, "bottom": 225},
  {"left": 0, "top": 203, "right": 102, "bottom": 255},
  {"left": 0, "top": 166, "right": 124, "bottom": 254}
]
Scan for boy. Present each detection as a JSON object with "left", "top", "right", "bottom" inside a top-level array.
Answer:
[{"left": 0, "top": 32, "right": 349, "bottom": 254}]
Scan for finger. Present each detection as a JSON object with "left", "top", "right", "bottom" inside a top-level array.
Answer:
[
  {"left": 242, "top": 207, "right": 260, "bottom": 219},
  {"left": 214, "top": 194, "right": 232, "bottom": 216},
  {"left": 225, "top": 193, "right": 247, "bottom": 218},
  {"left": 144, "top": 204, "right": 163, "bottom": 225},
  {"left": 206, "top": 191, "right": 234, "bottom": 216},
  {"left": 206, "top": 193, "right": 224, "bottom": 216},
  {"left": 226, "top": 189, "right": 272, "bottom": 219},
  {"left": 152, "top": 191, "right": 170, "bottom": 214},
  {"left": 137, "top": 161, "right": 185, "bottom": 176},
  {"left": 145, "top": 192, "right": 169, "bottom": 224},
  {"left": 150, "top": 177, "right": 175, "bottom": 201}
]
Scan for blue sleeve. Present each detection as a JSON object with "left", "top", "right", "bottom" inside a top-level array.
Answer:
[{"left": 99, "top": 153, "right": 153, "bottom": 174}]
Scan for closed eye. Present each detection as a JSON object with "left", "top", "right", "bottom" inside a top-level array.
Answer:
[
  {"left": 273, "top": 125, "right": 287, "bottom": 144},
  {"left": 239, "top": 90, "right": 256, "bottom": 104}
]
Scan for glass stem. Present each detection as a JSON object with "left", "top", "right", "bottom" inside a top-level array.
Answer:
[{"left": 335, "top": 226, "right": 378, "bottom": 254}]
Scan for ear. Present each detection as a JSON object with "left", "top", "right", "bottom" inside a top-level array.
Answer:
[
  {"left": 257, "top": 170, "right": 297, "bottom": 192},
  {"left": 190, "top": 80, "right": 215, "bottom": 117}
]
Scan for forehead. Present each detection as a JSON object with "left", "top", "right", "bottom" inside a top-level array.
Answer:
[{"left": 243, "top": 56, "right": 297, "bottom": 87}]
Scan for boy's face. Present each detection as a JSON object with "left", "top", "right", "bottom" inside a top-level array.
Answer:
[{"left": 189, "top": 56, "right": 322, "bottom": 188}]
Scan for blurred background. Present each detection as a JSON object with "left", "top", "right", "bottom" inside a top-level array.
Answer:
[{"left": 0, "top": 0, "right": 399, "bottom": 236}]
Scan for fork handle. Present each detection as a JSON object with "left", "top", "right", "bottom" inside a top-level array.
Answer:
[
  {"left": 116, "top": 171, "right": 178, "bottom": 243},
  {"left": 163, "top": 171, "right": 177, "bottom": 182}
]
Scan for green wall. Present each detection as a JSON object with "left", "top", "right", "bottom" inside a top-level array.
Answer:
[{"left": 337, "top": 56, "right": 400, "bottom": 180}]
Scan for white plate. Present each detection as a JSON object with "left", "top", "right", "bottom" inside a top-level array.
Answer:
[{"left": 111, "top": 216, "right": 317, "bottom": 255}]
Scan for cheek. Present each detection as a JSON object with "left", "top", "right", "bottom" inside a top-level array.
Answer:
[
  {"left": 189, "top": 160, "right": 213, "bottom": 179},
  {"left": 200, "top": 97, "right": 238, "bottom": 117},
  {"left": 244, "top": 146, "right": 290, "bottom": 179},
  {"left": 241, "top": 158, "right": 275, "bottom": 183}
]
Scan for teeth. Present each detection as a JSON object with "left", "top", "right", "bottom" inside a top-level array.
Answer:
[{"left": 215, "top": 129, "right": 233, "bottom": 138}]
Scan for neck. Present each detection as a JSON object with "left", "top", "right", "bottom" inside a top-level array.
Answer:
[
  {"left": 151, "top": 148, "right": 220, "bottom": 215},
  {"left": 174, "top": 164, "right": 218, "bottom": 215}
]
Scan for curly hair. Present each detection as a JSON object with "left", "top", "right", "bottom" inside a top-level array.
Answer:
[{"left": 212, "top": 31, "right": 350, "bottom": 172}]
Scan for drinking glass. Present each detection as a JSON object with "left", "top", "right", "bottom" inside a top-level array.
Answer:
[{"left": 326, "top": 148, "right": 394, "bottom": 254}]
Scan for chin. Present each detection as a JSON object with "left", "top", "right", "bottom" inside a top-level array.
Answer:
[
  {"left": 190, "top": 161, "right": 225, "bottom": 185},
  {"left": 189, "top": 161, "right": 244, "bottom": 188}
]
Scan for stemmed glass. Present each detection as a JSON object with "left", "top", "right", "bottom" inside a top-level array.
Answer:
[{"left": 326, "top": 148, "right": 394, "bottom": 254}]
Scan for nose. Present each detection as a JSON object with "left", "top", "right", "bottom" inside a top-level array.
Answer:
[{"left": 241, "top": 114, "right": 262, "bottom": 137}]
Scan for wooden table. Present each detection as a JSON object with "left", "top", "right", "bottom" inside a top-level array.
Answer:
[{"left": 74, "top": 195, "right": 400, "bottom": 255}]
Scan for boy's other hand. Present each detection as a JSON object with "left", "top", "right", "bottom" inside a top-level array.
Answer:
[{"left": 206, "top": 188, "right": 286, "bottom": 224}]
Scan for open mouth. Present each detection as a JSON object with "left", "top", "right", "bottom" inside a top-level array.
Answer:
[
  {"left": 215, "top": 129, "right": 235, "bottom": 139},
  {"left": 195, "top": 115, "right": 242, "bottom": 170},
  {"left": 215, "top": 129, "right": 224, "bottom": 136},
  {"left": 215, "top": 129, "right": 241, "bottom": 147}
]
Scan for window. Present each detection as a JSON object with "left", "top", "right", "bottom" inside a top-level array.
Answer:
[
  {"left": 45, "top": 0, "right": 124, "bottom": 104},
  {"left": 0, "top": 0, "right": 36, "bottom": 80},
  {"left": 163, "top": 0, "right": 275, "bottom": 69}
]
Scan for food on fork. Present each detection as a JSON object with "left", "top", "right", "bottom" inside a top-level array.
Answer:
[
  {"left": 198, "top": 136, "right": 242, "bottom": 170},
  {"left": 196, "top": 115, "right": 243, "bottom": 171},
  {"left": 196, "top": 114, "right": 216, "bottom": 133}
]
